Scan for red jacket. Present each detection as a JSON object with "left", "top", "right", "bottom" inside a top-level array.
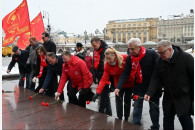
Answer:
[
  {"left": 85, "top": 55, "right": 93, "bottom": 70},
  {"left": 96, "top": 55, "right": 134, "bottom": 94},
  {"left": 57, "top": 55, "right": 93, "bottom": 94}
]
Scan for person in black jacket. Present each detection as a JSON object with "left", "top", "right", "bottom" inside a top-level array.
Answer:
[
  {"left": 7, "top": 46, "right": 31, "bottom": 88},
  {"left": 115, "top": 38, "right": 161, "bottom": 130},
  {"left": 74, "top": 42, "right": 86, "bottom": 60},
  {"left": 38, "top": 52, "right": 64, "bottom": 100},
  {"left": 91, "top": 37, "right": 112, "bottom": 116},
  {"left": 145, "top": 40, "right": 194, "bottom": 130},
  {"left": 42, "top": 32, "right": 56, "bottom": 54}
]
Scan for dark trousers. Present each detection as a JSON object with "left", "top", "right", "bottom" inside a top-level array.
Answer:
[
  {"left": 115, "top": 88, "right": 132, "bottom": 120},
  {"left": 133, "top": 90, "right": 160, "bottom": 129},
  {"left": 99, "top": 84, "right": 112, "bottom": 116},
  {"left": 163, "top": 103, "right": 193, "bottom": 130},
  {"left": 67, "top": 83, "right": 86, "bottom": 108},
  {"left": 19, "top": 72, "right": 30, "bottom": 88},
  {"left": 29, "top": 64, "right": 36, "bottom": 91}
]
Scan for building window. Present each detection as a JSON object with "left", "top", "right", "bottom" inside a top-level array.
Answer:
[
  {"left": 123, "top": 32, "right": 126, "bottom": 37},
  {"left": 118, "top": 25, "right": 121, "bottom": 27},
  {"left": 139, "top": 23, "right": 141, "bottom": 26},
  {"left": 118, "top": 38, "right": 121, "bottom": 42},
  {"left": 144, "top": 31, "right": 147, "bottom": 36},
  {"left": 123, "top": 24, "right": 126, "bottom": 27},
  {"left": 133, "top": 24, "right": 136, "bottom": 26},
  {"left": 128, "top": 31, "right": 131, "bottom": 36},
  {"left": 144, "top": 23, "right": 147, "bottom": 26},
  {"left": 128, "top": 24, "right": 131, "bottom": 27},
  {"left": 133, "top": 31, "right": 136, "bottom": 37},
  {"left": 113, "top": 25, "right": 116, "bottom": 27},
  {"left": 118, "top": 32, "right": 121, "bottom": 37},
  {"left": 138, "top": 31, "right": 141, "bottom": 37}
]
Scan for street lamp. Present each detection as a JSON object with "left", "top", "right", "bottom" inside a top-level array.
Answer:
[
  {"left": 103, "top": 28, "right": 106, "bottom": 40},
  {"left": 95, "top": 29, "right": 99, "bottom": 36},
  {"left": 84, "top": 30, "right": 87, "bottom": 44},
  {"left": 42, "top": 11, "right": 51, "bottom": 35}
]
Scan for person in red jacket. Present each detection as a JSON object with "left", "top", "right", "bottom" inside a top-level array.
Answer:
[
  {"left": 92, "top": 47, "right": 134, "bottom": 121},
  {"left": 55, "top": 51, "right": 94, "bottom": 107},
  {"left": 84, "top": 50, "right": 93, "bottom": 72}
]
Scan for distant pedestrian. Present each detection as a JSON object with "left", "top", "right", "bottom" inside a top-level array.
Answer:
[
  {"left": 145, "top": 40, "right": 194, "bottom": 130},
  {"left": 42, "top": 32, "right": 56, "bottom": 54},
  {"left": 85, "top": 50, "right": 93, "bottom": 72},
  {"left": 7, "top": 46, "right": 31, "bottom": 88},
  {"left": 75, "top": 42, "right": 86, "bottom": 60}
]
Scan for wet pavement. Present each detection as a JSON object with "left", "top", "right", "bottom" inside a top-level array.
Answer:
[{"left": 2, "top": 78, "right": 143, "bottom": 129}]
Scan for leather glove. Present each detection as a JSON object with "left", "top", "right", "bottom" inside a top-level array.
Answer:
[
  {"left": 32, "top": 77, "right": 37, "bottom": 83},
  {"left": 92, "top": 93, "right": 99, "bottom": 102}
]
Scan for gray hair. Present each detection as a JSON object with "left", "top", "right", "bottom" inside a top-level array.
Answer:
[
  {"left": 157, "top": 40, "right": 172, "bottom": 48},
  {"left": 127, "top": 38, "right": 142, "bottom": 47},
  {"left": 61, "top": 50, "right": 71, "bottom": 56}
]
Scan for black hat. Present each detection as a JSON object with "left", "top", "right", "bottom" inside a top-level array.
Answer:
[
  {"left": 76, "top": 42, "right": 83, "bottom": 47},
  {"left": 12, "top": 46, "right": 19, "bottom": 52}
]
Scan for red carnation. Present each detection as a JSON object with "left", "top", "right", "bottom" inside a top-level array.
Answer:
[
  {"left": 133, "top": 95, "right": 139, "bottom": 101},
  {"left": 45, "top": 103, "right": 49, "bottom": 107},
  {"left": 29, "top": 96, "right": 32, "bottom": 100},
  {"left": 15, "top": 58, "right": 18, "bottom": 61},
  {"left": 23, "top": 78, "right": 25, "bottom": 81},
  {"left": 41, "top": 102, "right": 45, "bottom": 106},
  {"left": 86, "top": 101, "right": 90, "bottom": 105}
]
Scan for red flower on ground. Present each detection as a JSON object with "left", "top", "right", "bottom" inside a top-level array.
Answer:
[
  {"left": 86, "top": 101, "right": 90, "bottom": 105},
  {"left": 23, "top": 78, "right": 25, "bottom": 81},
  {"left": 45, "top": 103, "right": 49, "bottom": 107},
  {"left": 41, "top": 102, "right": 45, "bottom": 106},
  {"left": 133, "top": 95, "right": 139, "bottom": 101},
  {"left": 15, "top": 58, "right": 18, "bottom": 61},
  {"left": 29, "top": 96, "right": 32, "bottom": 100}
]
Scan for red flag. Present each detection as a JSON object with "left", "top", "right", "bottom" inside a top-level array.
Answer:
[
  {"left": 2, "top": 0, "right": 31, "bottom": 48},
  {"left": 17, "top": 12, "right": 45, "bottom": 49},
  {"left": 31, "top": 12, "right": 45, "bottom": 42}
]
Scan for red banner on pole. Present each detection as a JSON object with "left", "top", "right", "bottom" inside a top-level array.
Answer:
[{"left": 2, "top": 0, "right": 31, "bottom": 48}]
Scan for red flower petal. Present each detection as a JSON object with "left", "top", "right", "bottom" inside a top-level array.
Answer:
[
  {"left": 45, "top": 103, "right": 49, "bottom": 107},
  {"left": 86, "top": 101, "right": 90, "bottom": 105},
  {"left": 2, "top": 90, "right": 4, "bottom": 93},
  {"left": 23, "top": 78, "right": 25, "bottom": 81},
  {"left": 29, "top": 96, "right": 32, "bottom": 100},
  {"left": 41, "top": 102, "right": 45, "bottom": 106},
  {"left": 133, "top": 95, "right": 138, "bottom": 101},
  {"left": 15, "top": 58, "right": 18, "bottom": 61}
]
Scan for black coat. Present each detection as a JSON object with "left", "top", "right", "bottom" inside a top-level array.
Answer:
[
  {"left": 146, "top": 45, "right": 194, "bottom": 116},
  {"left": 75, "top": 49, "right": 86, "bottom": 60},
  {"left": 93, "top": 40, "right": 108, "bottom": 80},
  {"left": 43, "top": 40, "right": 56, "bottom": 54},
  {"left": 8, "top": 50, "right": 30, "bottom": 74},
  {"left": 116, "top": 48, "right": 161, "bottom": 98}
]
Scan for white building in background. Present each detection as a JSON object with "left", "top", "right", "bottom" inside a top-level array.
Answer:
[{"left": 157, "top": 9, "right": 194, "bottom": 43}]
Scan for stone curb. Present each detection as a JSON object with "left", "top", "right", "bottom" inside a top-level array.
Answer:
[{"left": 2, "top": 74, "right": 20, "bottom": 79}]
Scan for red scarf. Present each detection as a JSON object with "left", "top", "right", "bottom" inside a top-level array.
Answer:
[
  {"left": 94, "top": 48, "right": 103, "bottom": 70},
  {"left": 130, "top": 46, "right": 146, "bottom": 84},
  {"left": 37, "top": 54, "right": 47, "bottom": 78}
]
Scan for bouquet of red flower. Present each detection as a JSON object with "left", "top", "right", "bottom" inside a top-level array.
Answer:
[{"left": 133, "top": 95, "right": 159, "bottom": 109}]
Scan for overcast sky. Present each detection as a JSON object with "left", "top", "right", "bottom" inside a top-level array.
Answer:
[{"left": 2, "top": 0, "right": 194, "bottom": 35}]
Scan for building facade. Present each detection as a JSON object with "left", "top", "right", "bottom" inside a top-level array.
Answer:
[
  {"left": 106, "top": 18, "right": 158, "bottom": 44},
  {"left": 157, "top": 10, "right": 194, "bottom": 43}
]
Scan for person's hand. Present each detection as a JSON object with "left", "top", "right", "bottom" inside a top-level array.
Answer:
[
  {"left": 144, "top": 94, "right": 150, "bottom": 101},
  {"left": 55, "top": 92, "right": 61, "bottom": 100},
  {"left": 92, "top": 93, "right": 99, "bottom": 102},
  {"left": 6, "top": 70, "right": 10, "bottom": 73},
  {"left": 114, "top": 89, "right": 120, "bottom": 96},
  {"left": 39, "top": 88, "right": 44, "bottom": 93},
  {"left": 32, "top": 77, "right": 37, "bottom": 83}
]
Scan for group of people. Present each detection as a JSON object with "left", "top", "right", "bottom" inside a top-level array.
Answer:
[{"left": 7, "top": 34, "right": 194, "bottom": 130}]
